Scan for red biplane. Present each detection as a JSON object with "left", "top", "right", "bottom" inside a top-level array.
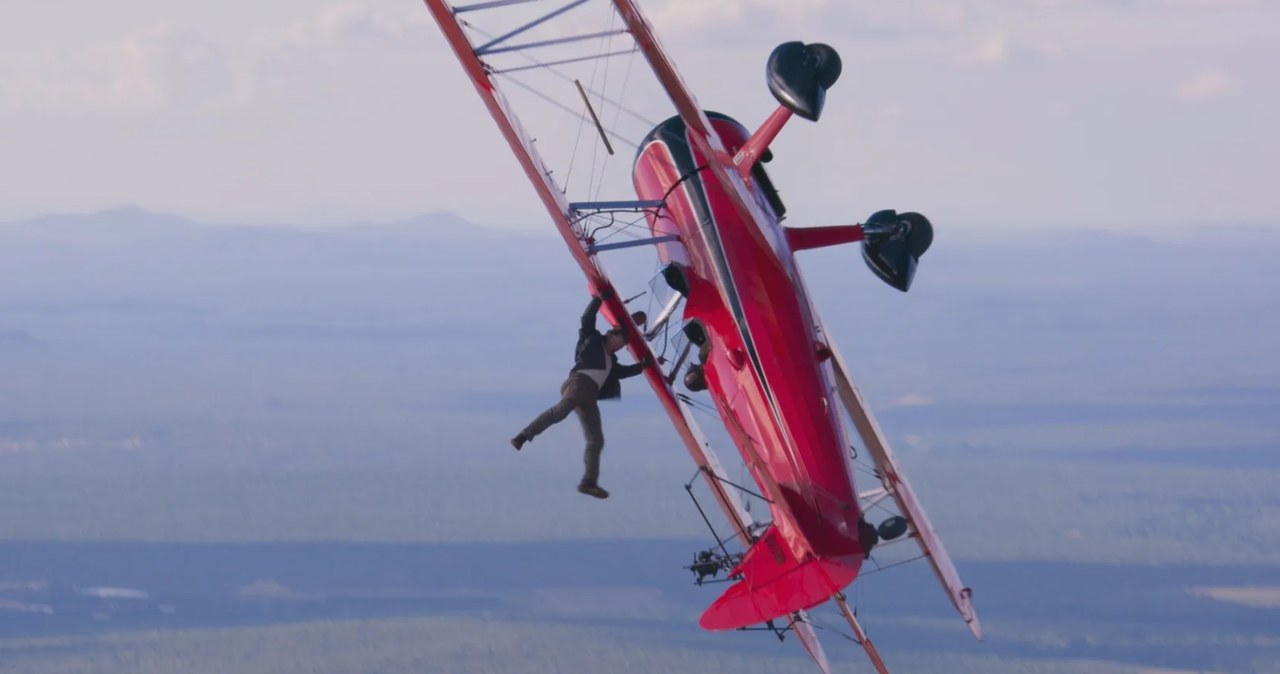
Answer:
[{"left": 422, "top": 1, "right": 981, "bottom": 670}]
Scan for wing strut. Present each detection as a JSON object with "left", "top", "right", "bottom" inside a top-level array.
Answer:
[
  {"left": 587, "top": 235, "right": 678, "bottom": 254},
  {"left": 574, "top": 79, "right": 615, "bottom": 155}
]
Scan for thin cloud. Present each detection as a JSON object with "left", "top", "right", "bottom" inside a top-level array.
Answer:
[
  {"left": 1177, "top": 67, "right": 1231, "bottom": 101},
  {"left": 893, "top": 394, "right": 934, "bottom": 408},
  {"left": 0, "top": 24, "right": 241, "bottom": 114},
  {"left": 270, "top": 3, "right": 431, "bottom": 49},
  {"left": 1158, "top": 0, "right": 1259, "bottom": 7},
  {"left": 957, "top": 31, "right": 1009, "bottom": 65},
  {"left": 0, "top": 4, "right": 432, "bottom": 115},
  {"left": 648, "top": 0, "right": 831, "bottom": 35}
]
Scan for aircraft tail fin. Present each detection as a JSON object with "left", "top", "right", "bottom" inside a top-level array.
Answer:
[{"left": 699, "top": 527, "right": 858, "bottom": 631}]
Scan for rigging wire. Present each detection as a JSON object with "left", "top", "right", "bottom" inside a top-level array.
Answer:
[
  {"left": 455, "top": 11, "right": 655, "bottom": 202},
  {"left": 562, "top": 45, "right": 594, "bottom": 189},
  {"left": 493, "top": 73, "right": 637, "bottom": 150},
  {"left": 576, "top": 209, "right": 654, "bottom": 242},
  {"left": 858, "top": 553, "right": 928, "bottom": 577},
  {"left": 862, "top": 495, "right": 900, "bottom": 520},
  {"left": 460, "top": 18, "right": 655, "bottom": 127},
  {"left": 581, "top": 4, "right": 609, "bottom": 202},
  {"left": 588, "top": 8, "right": 618, "bottom": 203},
  {"left": 459, "top": 10, "right": 648, "bottom": 210},
  {"left": 611, "top": 45, "right": 640, "bottom": 143},
  {"left": 809, "top": 619, "right": 862, "bottom": 645},
  {"left": 590, "top": 213, "right": 654, "bottom": 243}
]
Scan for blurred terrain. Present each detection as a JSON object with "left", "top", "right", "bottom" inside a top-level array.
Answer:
[{"left": 1, "top": 208, "right": 1277, "bottom": 672}]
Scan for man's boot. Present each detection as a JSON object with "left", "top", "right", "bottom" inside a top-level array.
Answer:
[{"left": 577, "top": 480, "right": 609, "bottom": 499}]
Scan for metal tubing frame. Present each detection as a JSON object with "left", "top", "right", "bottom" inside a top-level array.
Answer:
[
  {"left": 685, "top": 469, "right": 737, "bottom": 562},
  {"left": 570, "top": 199, "right": 664, "bottom": 212},
  {"left": 588, "top": 234, "right": 679, "bottom": 253},
  {"left": 454, "top": 0, "right": 545, "bottom": 13},
  {"left": 492, "top": 48, "right": 637, "bottom": 74},
  {"left": 473, "top": 0, "right": 590, "bottom": 54},
  {"left": 644, "top": 292, "right": 684, "bottom": 341},
  {"left": 479, "top": 29, "right": 629, "bottom": 55}
]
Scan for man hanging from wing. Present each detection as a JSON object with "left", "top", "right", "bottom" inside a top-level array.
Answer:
[{"left": 510, "top": 286, "right": 650, "bottom": 499}]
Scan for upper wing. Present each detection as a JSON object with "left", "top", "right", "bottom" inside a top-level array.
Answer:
[{"left": 823, "top": 320, "right": 983, "bottom": 641}]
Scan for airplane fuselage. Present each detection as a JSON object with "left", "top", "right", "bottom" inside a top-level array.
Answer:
[{"left": 633, "top": 113, "right": 868, "bottom": 613}]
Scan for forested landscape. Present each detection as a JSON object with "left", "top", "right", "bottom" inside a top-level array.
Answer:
[{"left": 1, "top": 210, "right": 1277, "bottom": 672}]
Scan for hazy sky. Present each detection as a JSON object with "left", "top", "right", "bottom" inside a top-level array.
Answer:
[{"left": 2, "top": 0, "right": 1276, "bottom": 231}]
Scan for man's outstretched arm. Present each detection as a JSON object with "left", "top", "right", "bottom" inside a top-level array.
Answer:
[
  {"left": 581, "top": 294, "right": 605, "bottom": 336},
  {"left": 615, "top": 357, "right": 653, "bottom": 379}
]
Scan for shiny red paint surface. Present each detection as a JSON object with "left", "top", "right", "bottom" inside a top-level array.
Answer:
[{"left": 633, "top": 115, "right": 866, "bottom": 625}]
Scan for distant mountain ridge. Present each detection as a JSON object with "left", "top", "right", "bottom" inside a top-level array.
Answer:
[
  {"left": 0, "top": 206, "right": 512, "bottom": 242},
  {"left": 7, "top": 205, "right": 1276, "bottom": 246}
]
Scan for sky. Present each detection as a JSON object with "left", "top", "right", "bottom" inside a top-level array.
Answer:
[{"left": 1, "top": 0, "right": 1277, "bottom": 232}]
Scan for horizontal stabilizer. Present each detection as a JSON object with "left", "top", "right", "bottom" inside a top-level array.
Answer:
[{"left": 699, "top": 527, "right": 857, "bottom": 631}]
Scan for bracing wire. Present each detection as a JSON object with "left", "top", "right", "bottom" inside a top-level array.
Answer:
[
  {"left": 494, "top": 73, "right": 638, "bottom": 150},
  {"left": 456, "top": 9, "right": 654, "bottom": 200},
  {"left": 588, "top": 8, "right": 618, "bottom": 203},
  {"left": 460, "top": 18, "right": 656, "bottom": 127},
  {"left": 580, "top": 3, "right": 610, "bottom": 201}
]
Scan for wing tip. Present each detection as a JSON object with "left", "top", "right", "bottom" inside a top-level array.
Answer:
[
  {"left": 959, "top": 587, "right": 983, "bottom": 641},
  {"left": 793, "top": 611, "right": 832, "bottom": 674},
  {"left": 968, "top": 616, "right": 984, "bottom": 642}
]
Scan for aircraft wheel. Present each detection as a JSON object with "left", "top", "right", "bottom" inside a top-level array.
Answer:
[
  {"left": 684, "top": 365, "right": 708, "bottom": 392},
  {"left": 857, "top": 517, "right": 880, "bottom": 557},
  {"left": 877, "top": 515, "right": 909, "bottom": 541}
]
